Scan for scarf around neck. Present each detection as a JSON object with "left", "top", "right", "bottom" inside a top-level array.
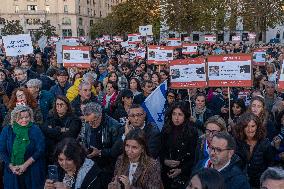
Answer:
[{"left": 11, "top": 121, "right": 32, "bottom": 165}]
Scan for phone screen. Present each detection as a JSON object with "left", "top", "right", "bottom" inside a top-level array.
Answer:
[{"left": 48, "top": 165, "right": 59, "bottom": 182}]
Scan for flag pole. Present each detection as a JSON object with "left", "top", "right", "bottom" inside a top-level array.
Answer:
[
  {"left": 188, "top": 89, "right": 193, "bottom": 116},
  {"left": 228, "top": 87, "right": 231, "bottom": 120}
]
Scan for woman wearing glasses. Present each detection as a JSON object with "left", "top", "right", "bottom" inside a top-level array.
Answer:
[
  {"left": 41, "top": 96, "right": 81, "bottom": 164},
  {"left": 233, "top": 112, "right": 274, "bottom": 189},
  {"left": 160, "top": 102, "right": 198, "bottom": 189},
  {"left": 194, "top": 115, "right": 227, "bottom": 164},
  {"left": 2, "top": 88, "right": 43, "bottom": 127}
]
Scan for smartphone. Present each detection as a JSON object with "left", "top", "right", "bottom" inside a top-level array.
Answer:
[{"left": 48, "top": 165, "right": 59, "bottom": 182}]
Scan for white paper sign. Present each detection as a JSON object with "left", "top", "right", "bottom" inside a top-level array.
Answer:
[
  {"left": 139, "top": 25, "right": 153, "bottom": 36},
  {"left": 3, "top": 34, "right": 33, "bottom": 56},
  {"left": 204, "top": 35, "right": 216, "bottom": 43}
]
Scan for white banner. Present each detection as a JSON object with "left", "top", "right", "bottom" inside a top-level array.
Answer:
[
  {"left": 139, "top": 25, "right": 153, "bottom": 36},
  {"left": 182, "top": 44, "right": 198, "bottom": 54},
  {"left": 38, "top": 36, "right": 47, "bottom": 51},
  {"left": 3, "top": 34, "right": 33, "bottom": 56},
  {"left": 166, "top": 38, "right": 181, "bottom": 47}
]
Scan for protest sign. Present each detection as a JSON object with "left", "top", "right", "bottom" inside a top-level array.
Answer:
[
  {"left": 252, "top": 48, "right": 267, "bottom": 66},
  {"left": 50, "top": 36, "right": 59, "bottom": 43},
  {"left": 248, "top": 33, "right": 256, "bottom": 39},
  {"left": 62, "top": 46, "right": 91, "bottom": 68},
  {"left": 232, "top": 35, "right": 241, "bottom": 42},
  {"left": 63, "top": 37, "right": 79, "bottom": 44},
  {"left": 103, "top": 35, "right": 112, "bottom": 42},
  {"left": 146, "top": 35, "right": 154, "bottom": 43},
  {"left": 170, "top": 58, "right": 207, "bottom": 88},
  {"left": 207, "top": 54, "right": 252, "bottom": 87},
  {"left": 113, "top": 36, "right": 124, "bottom": 42},
  {"left": 139, "top": 25, "right": 153, "bottom": 36},
  {"left": 128, "top": 33, "right": 142, "bottom": 44},
  {"left": 2, "top": 34, "right": 33, "bottom": 56},
  {"left": 184, "top": 37, "right": 191, "bottom": 42},
  {"left": 56, "top": 39, "right": 80, "bottom": 64},
  {"left": 147, "top": 45, "right": 174, "bottom": 65},
  {"left": 278, "top": 60, "right": 284, "bottom": 91},
  {"left": 204, "top": 35, "right": 216, "bottom": 44},
  {"left": 182, "top": 43, "right": 198, "bottom": 55},
  {"left": 166, "top": 38, "right": 182, "bottom": 47}
]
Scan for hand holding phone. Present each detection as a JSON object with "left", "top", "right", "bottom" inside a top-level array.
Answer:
[{"left": 48, "top": 165, "right": 59, "bottom": 182}]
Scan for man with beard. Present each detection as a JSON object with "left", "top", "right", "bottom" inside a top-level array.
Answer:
[{"left": 194, "top": 132, "right": 250, "bottom": 189}]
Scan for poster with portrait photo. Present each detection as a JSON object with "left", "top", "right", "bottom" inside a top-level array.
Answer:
[
  {"left": 207, "top": 54, "right": 252, "bottom": 87},
  {"left": 169, "top": 58, "right": 207, "bottom": 88},
  {"left": 63, "top": 46, "right": 91, "bottom": 68}
]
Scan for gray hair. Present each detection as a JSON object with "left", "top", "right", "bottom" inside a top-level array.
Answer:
[
  {"left": 78, "top": 80, "right": 92, "bottom": 90},
  {"left": 26, "top": 79, "right": 42, "bottom": 89},
  {"left": 260, "top": 167, "right": 284, "bottom": 186},
  {"left": 10, "top": 105, "right": 34, "bottom": 125},
  {"left": 82, "top": 102, "right": 102, "bottom": 116},
  {"left": 82, "top": 72, "right": 97, "bottom": 82}
]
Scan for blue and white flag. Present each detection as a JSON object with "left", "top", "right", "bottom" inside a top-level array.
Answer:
[{"left": 142, "top": 80, "right": 167, "bottom": 131}]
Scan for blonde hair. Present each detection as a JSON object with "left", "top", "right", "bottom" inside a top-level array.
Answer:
[{"left": 10, "top": 105, "right": 34, "bottom": 125}]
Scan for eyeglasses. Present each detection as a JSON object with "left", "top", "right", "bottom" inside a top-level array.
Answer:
[
  {"left": 208, "top": 146, "right": 232, "bottom": 154},
  {"left": 128, "top": 113, "right": 144, "bottom": 118},
  {"left": 205, "top": 129, "right": 220, "bottom": 136}
]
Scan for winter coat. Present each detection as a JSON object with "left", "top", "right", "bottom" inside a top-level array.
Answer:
[
  {"left": 113, "top": 155, "right": 163, "bottom": 189},
  {"left": 38, "top": 90, "right": 54, "bottom": 121},
  {"left": 82, "top": 114, "right": 122, "bottom": 172},
  {"left": 160, "top": 124, "right": 198, "bottom": 189},
  {"left": 40, "top": 113, "right": 82, "bottom": 162},
  {"left": 235, "top": 138, "right": 275, "bottom": 188},
  {"left": 193, "top": 155, "right": 250, "bottom": 189},
  {"left": 0, "top": 124, "right": 45, "bottom": 189},
  {"left": 71, "top": 94, "right": 98, "bottom": 117},
  {"left": 49, "top": 82, "right": 72, "bottom": 97}
]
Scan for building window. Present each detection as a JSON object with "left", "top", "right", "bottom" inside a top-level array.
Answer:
[
  {"left": 62, "top": 29, "right": 72, "bottom": 37},
  {"left": 79, "top": 18, "right": 83, "bottom": 26},
  {"left": 15, "top": 5, "right": 19, "bottom": 13},
  {"left": 45, "top": 5, "right": 50, "bottom": 13},
  {"left": 26, "top": 18, "right": 40, "bottom": 25},
  {"left": 94, "top": 10, "right": 96, "bottom": 16},
  {"left": 27, "top": 5, "right": 37, "bottom": 11},
  {"left": 100, "top": 11, "right": 102, "bottom": 17},
  {"left": 90, "top": 20, "right": 93, "bottom": 26},
  {"left": 62, "top": 17, "right": 71, "bottom": 25},
  {"left": 193, "top": 34, "right": 199, "bottom": 41},
  {"left": 78, "top": 6, "right": 80, "bottom": 14},
  {"left": 27, "top": 0, "right": 37, "bottom": 2},
  {"left": 64, "top": 5, "right": 68, "bottom": 13},
  {"left": 87, "top": 0, "right": 89, "bottom": 4},
  {"left": 88, "top": 8, "right": 90, "bottom": 15}
]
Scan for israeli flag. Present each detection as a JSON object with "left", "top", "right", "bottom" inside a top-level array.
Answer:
[{"left": 142, "top": 80, "right": 167, "bottom": 131}]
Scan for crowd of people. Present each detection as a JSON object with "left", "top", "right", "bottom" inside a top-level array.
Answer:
[{"left": 0, "top": 40, "right": 283, "bottom": 189}]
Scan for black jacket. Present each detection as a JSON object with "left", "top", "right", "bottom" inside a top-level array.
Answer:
[
  {"left": 160, "top": 124, "right": 198, "bottom": 188},
  {"left": 41, "top": 113, "right": 82, "bottom": 161},
  {"left": 71, "top": 94, "right": 98, "bottom": 117},
  {"left": 235, "top": 138, "right": 275, "bottom": 188}
]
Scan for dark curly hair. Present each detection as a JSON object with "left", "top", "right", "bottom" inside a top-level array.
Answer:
[{"left": 233, "top": 112, "right": 266, "bottom": 141}]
